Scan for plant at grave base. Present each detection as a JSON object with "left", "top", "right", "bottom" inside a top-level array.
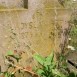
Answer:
[
  {"left": 0, "top": 50, "right": 37, "bottom": 77},
  {"left": 33, "top": 52, "right": 67, "bottom": 77},
  {"left": 0, "top": 71, "right": 15, "bottom": 77},
  {"left": 0, "top": 50, "right": 77, "bottom": 77},
  {"left": 57, "top": 54, "right": 70, "bottom": 75},
  {"left": 33, "top": 52, "right": 77, "bottom": 77}
]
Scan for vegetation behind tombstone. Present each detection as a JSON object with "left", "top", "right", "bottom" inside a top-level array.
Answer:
[
  {"left": 58, "top": 0, "right": 77, "bottom": 50},
  {"left": 58, "top": 0, "right": 77, "bottom": 74}
]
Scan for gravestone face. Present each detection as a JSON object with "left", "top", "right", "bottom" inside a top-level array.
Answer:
[{"left": 0, "top": 0, "right": 71, "bottom": 72}]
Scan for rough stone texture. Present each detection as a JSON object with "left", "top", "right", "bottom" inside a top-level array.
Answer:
[
  {"left": 0, "top": 0, "right": 24, "bottom": 8},
  {"left": 0, "top": 0, "right": 71, "bottom": 72}
]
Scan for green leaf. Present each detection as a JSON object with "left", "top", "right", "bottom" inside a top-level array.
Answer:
[
  {"left": 36, "top": 69, "right": 44, "bottom": 75},
  {"left": 52, "top": 69, "right": 66, "bottom": 77},
  {"left": 12, "top": 55, "right": 21, "bottom": 62},
  {"left": 68, "top": 72, "right": 76, "bottom": 77},
  {"left": 45, "top": 52, "right": 54, "bottom": 66},
  {"left": 7, "top": 51, "right": 14, "bottom": 56},
  {"left": 5, "top": 72, "right": 8, "bottom": 77},
  {"left": 33, "top": 54, "right": 45, "bottom": 65}
]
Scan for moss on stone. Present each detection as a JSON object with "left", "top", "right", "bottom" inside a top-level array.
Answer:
[{"left": 0, "top": 5, "right": 7, "bottom": 9}]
